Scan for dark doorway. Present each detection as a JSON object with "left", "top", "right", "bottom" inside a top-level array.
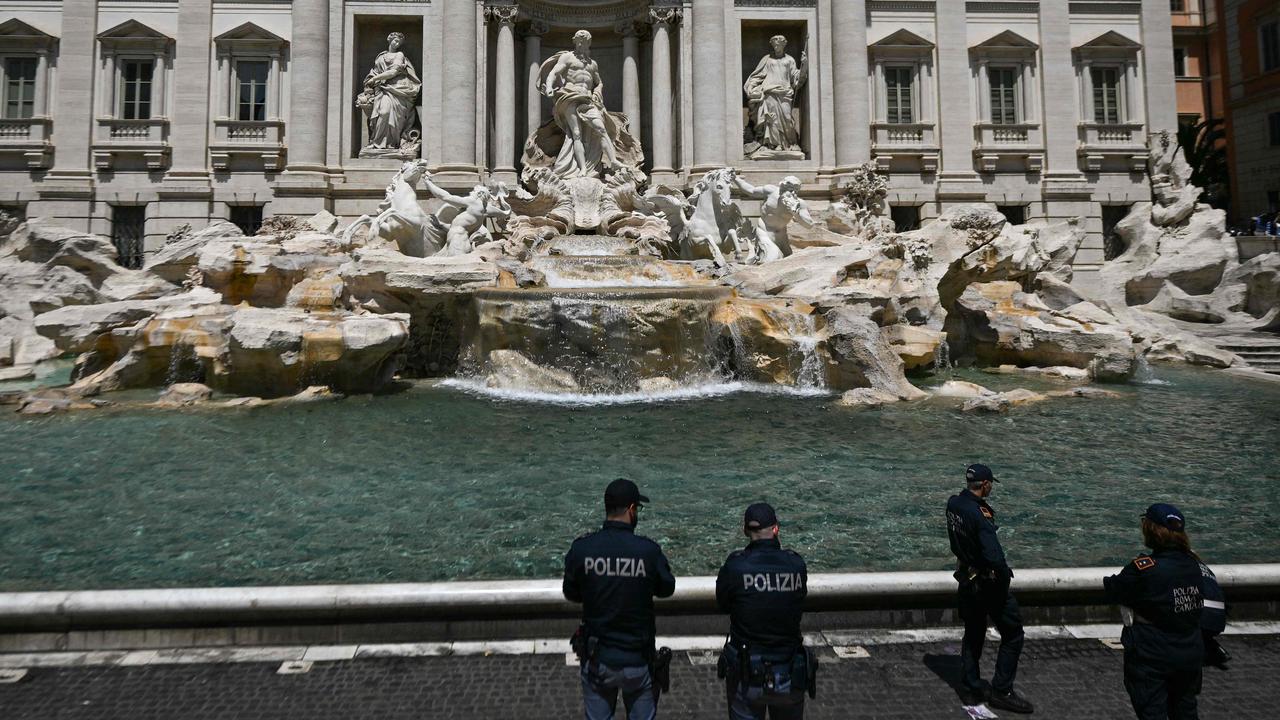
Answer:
[
  {"left": 111, "top": 205, "right": 146, "bottom": 269},
  {"left": 891, "top": 204, "right": 921, "bottom": 232},
  {"left": 230, "top": 205, "right": 264, "bottom": 236},
  {"left": 1102, "top": 204, "right": 1132, "bottom": 260}
]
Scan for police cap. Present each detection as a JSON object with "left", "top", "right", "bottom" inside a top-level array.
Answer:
[
  {"left": 1143, "top": 503, "right": 1185, "bottom": 531},
  {"left": 604, "top": 478, "right": 649, "bottom": 509},
  {"left": 965, "top": 463, "right": 999, "bottom": 483},
  {"left": 744, "top": 502, "right": 779, "bottom": 531}
]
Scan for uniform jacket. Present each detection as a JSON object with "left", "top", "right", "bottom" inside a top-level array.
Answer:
[
  {"left": 946, "top": 489, "right": 1012, "bottom": 580},
  {"left": 1104, "top": 549, "right": 1205, "bottom": 670},
  {"left": 715, "top": 537, "right": 808, "bottom": 656},
  {"left": 563, "top": 520, "right": 676, "bottom": 665}
]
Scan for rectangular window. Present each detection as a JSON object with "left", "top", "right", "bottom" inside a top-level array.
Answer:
[
  {"left": 885, "top": 67, "right": 914, "bottom": 125},
  {"left": 1091, "top": 67, "right": 1122, "bottom": 124},
  {"left": 890, "top": 205, "right": 921, "bottom": 232},
  {"left": 4, "top": 57, "right": 37, "bottom": 119},
  {"left": 1173, "top": 48, "right": 1187, "bottom": 77},
  {"left": 1270, "top": 112, "right": 1280, "bottom": 146},
  {"left": 1170, "top": 0, "right": 1185, "bottom": 11},
  {"left": 111, "top": 206, "right": 147, "bottom": 270},
  {"left": 1263, "top": 22, "right": 1280, "bottom": 73},
  {"left": 1268, "top": 190, "right": 1279, "bottom": 213},
  {"left": 996, "top": 205, "right": 1026, "bottom": 225},
  {"left": 989, "top": 67, "right": 1018, "bottom": 125},
  {"left": 229, "top": 205, "right": 264, "bottom": 236},
  {"left": 120, "top": 59, "right": 154, "bottom": 120},
  {"left": 236, "top": 60, "right": 269, "bottom": 122}
]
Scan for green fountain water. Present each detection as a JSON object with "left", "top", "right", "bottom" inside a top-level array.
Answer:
[{"left": 1, "top": 366, "right": 1277, "bottom": 592}]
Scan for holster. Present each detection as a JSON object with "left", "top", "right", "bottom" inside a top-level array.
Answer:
[
  {"left": 805, "top": 646, "right": 818, "bottom": 699},
  {"left": 569, "top": 624, "right": 588, "bottom": 663},
  {"left": 652, "top": 646, "right": 673, "bottom": 694}
]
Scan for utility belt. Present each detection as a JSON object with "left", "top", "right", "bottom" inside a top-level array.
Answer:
[
  {"left": 571, "top": 624, "right": 673, "bottom": 696},
  {"left": 954, "top": 561, "right": 999, "bottom": 583},
  {"left": 717, "top": 639, "right": 817, "bottom": 700}
]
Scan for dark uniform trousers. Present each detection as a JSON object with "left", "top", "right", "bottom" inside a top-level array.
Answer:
[
  {"left": 1123, "top": 657, "right": 1202, "bottom": 720},
  {"left": 723, "top": 647, "right": 807, "bottom": 720},
  {"left": 958, "top": 578, "right": 1025, "bottom": 694},
  {"left": 581, "top": 661, "right": 657, "bottom": 720}
]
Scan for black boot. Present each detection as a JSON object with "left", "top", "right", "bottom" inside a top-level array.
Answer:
[{"left": 988, "top": 688, "right": 1034, "bottom": 714}]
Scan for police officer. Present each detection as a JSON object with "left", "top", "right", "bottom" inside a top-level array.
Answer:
[
  {"left": 563, "top": 478, "right": 677, "bottom": 720},
  {"left": 715, "top": 503, "right": 813, "bottom": 720},
  {"left": 1104, "top": 503, "right": 1214, "bottom": 720},
  {"left": 945, "top": 463, "right": 1034, "bottom": 714}
]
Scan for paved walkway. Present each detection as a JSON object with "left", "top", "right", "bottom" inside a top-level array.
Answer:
[{"left": 2, "top": 631, "right": 1277, "bottom": 719}]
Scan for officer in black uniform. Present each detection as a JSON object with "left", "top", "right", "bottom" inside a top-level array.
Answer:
[
  {"left": 564, "top": 478, "right": 677, "bottom": 720},
  {"left": 1104, "top": 503, "right": 1210, "bottom": 720},
  {"left": 945, "top": 463, "right": 1034, "bottom": 714},
  {"left": 715, "top": 503, "right": 813, "bottom": 720}
]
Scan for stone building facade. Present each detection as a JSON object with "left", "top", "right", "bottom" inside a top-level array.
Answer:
[{"left": 0, "top": 0, "right": 1176, "bottom": 283}]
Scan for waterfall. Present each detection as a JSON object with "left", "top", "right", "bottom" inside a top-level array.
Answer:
[
  {"left": 935, "top": 337, "right": 952, "bottom": 372},
  {"left": 1132, "top": 353, "right": 1170, "bottom": 385},
  {"left": 790, "top": 314, "right": 825, "bottom": 390}
]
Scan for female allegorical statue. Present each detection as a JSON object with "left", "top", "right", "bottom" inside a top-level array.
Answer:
[
  {"left": 356, "top": 32, "right": 422, "bottom": 158},
  {"left": 743, "top": 34, "right": 807, "bottom": 159}
]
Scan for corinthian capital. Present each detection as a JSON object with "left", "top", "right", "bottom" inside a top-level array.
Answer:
[
  {"left": 648, "top": 7, "right": 683, "bottom": 27},
  {"left": 484, "top": 3, "right": 519, "bottom": 25}
]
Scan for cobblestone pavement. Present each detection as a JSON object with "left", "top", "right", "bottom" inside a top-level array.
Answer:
[{"left": 2, "top": 635, "right": 1277, "bottom": 719}]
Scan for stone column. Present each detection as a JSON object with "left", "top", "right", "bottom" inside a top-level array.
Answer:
[
  {"left": 649, "top": 7, "right": 679, "bottom": 178},
  {"left": 1140, "top": 0, "right": 1177, "bottom": 132},
  {"left": 285, "top": 0, "right": 329, "bottom": 172},
  {"left": 934, "top": 0, "right": 980, "bottom": 193},
  {"left": 486, "top": 4, "right": 519, "bottom": 179},
  {"left": 617, "top": 20, "right": 642, "bottom": 142},
  {"left": 441, "top": 0, "right": 479, "bottom": 174},
  {"left": 524, "top": 21, "right": 548, "bottom": 143},
  {"left": 830, "top": 0, "right": 870, "bottom": 172},
  {"left": 169, "top": 0, "right": 213, "bottom": 177},
  {"left": 690, "top": 0, "right": 726, "bottom": 170},
  {"left": 39, "top": 0, "right": 97, "bottom": 231},
  {"left": 1040, "top": 0, "right": 1081, "bottom": 178}
]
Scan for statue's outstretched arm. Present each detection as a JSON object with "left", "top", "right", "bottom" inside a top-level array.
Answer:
[
  {"left": 544, "top": 55, "right": 567, "bottom": 97},
  {"left": 422, "top": 178, "right": 467, "bottom": 208},
  {"left": 733, "top": 175, "right": 766, "bottom": 199}
]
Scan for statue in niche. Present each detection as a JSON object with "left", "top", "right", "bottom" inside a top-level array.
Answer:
[
  {"left": 356, "top": 32, "right": 423, "bottom": 159},
  {"left": 732, "top": 174, "right": 814, "bottom": 262},
  {"left": 530, "top": 30, "right": 635, "bottom": 180},
  {"left": 743, "top": 34, "right": 807, "bottom": 160}
]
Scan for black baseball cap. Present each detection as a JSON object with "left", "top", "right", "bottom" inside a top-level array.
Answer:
[
  {"left": 1143, "top": 503, "right": 1185, "bottom": 531},
  {"left": 966, "top": 464, "right": 999, "bottom": 483},
  {"left": 744, "top": 502, "right": 779, "bottom": 530},
  {"left": 604, "top": 478, "right": 649, "bottom": 509}
]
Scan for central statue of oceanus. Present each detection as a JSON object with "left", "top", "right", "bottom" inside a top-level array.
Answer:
[{"left": 521, "top": 30, "right": 643, "bottom": 183}]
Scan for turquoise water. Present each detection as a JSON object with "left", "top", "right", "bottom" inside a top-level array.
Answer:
[{"left": 1, "top": 367, "right": 1277, "bottom": 592}]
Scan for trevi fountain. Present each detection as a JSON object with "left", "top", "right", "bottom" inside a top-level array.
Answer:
[{"left": 0, "top": 28, "right": 1277, "bottom": 592}]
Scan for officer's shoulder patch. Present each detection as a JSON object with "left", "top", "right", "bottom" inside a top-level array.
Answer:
[
  {"left": 783, "top": 548, "right": 801, "bottom": 558},
  {"left": 1133, "top": 556, "right": 1156, "bottom": 571},
  {"left": 979, "top": 506, "right": 994, "bottom": 520}
]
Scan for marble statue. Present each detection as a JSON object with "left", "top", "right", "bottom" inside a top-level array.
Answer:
[
  {"left": 1147, "top": 129, "right": 1199, "bottom": 227},
  {"left": 341, "top": 159, "right": 434, "bottom": 255},
  {"left": 356, "top": 32, "right": 423, "bottom": 159},
  {"left": 647, "top": 168, "right": 748, "bottom": 267},
  {"left": 540, "top": 30, "right": 619, "bottom": 178},
  {"left": 743, "top": 35, "right": 807, "bottom": 160},
  {"left": 420, "top": 175, "right": 513, "bottom": 256},
  {"left": 732, "top": 175, "right": 814, "bottom": 262}
]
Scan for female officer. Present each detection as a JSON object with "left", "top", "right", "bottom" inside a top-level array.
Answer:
[{"left": 1103, "top": 504, "right": 1208, "bottom": 720}]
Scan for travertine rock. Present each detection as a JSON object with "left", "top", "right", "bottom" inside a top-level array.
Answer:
[
  {"left": 710, "top": 298, "right": 823, "bottom": 386},
  {"left": 483, "top": 349, "right": 579, "bottom": 393},
  {"left": 155, "top": 382, "right": 213, "bottom": 406},
  {"left": 340, "top": 248, "right": 500, "bottom": 313},
  {"left": 33, "top": 288, "right": 224, "bottom": 354},
  {"left": 961, "top": 388, "right": 1048, "bottom": 413},
  {"left": 822, "top": 307, "right": 927, "bottom": 399},
  {"left": 837, "top": 387, "right": 901, "bottom": 407},
  {"left": 948, "top": 281, "right": 1135, "bottom": 381},
  {"left": 882, "top": 324, "right": 945, "bottom": 371},
  {"left": 144, "top": 220, "right": 246, "bottom": 283},
  {"left": 931, "top": 380, "right": 995, "bottom": 399}
]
